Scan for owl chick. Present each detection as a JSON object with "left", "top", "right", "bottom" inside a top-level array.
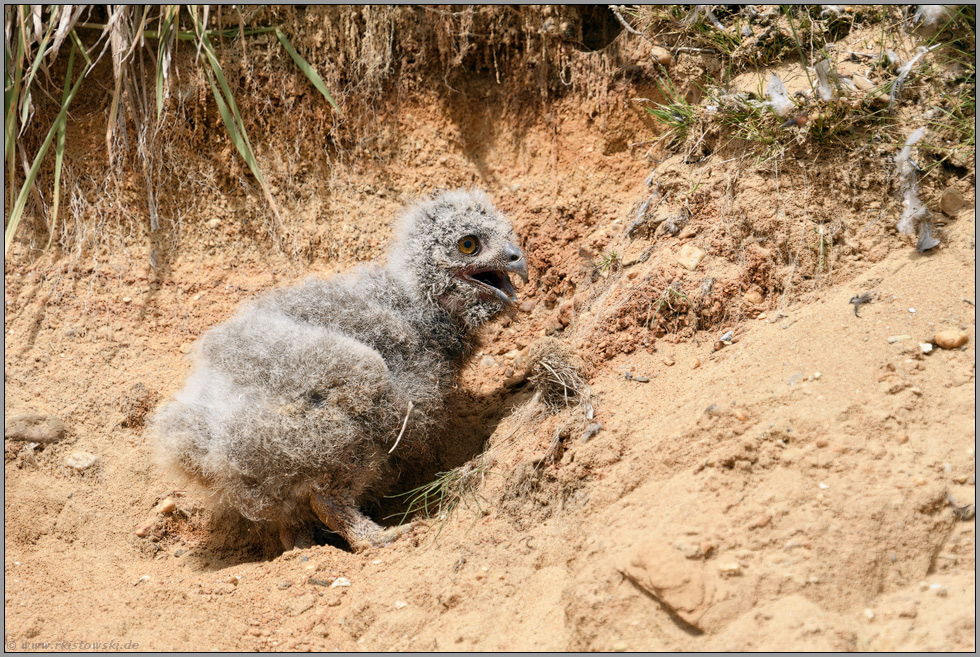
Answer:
[{"left": 151, "top": 189, "right": 527, "bottom": 551}]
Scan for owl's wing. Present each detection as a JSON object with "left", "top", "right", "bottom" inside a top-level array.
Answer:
[{"left": 197, "top": 306, "right": 393, "bottom": 414}]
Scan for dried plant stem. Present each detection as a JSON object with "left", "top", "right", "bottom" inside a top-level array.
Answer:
[{"left": 388, "top": 401, "right": 414, "bottom": 454}]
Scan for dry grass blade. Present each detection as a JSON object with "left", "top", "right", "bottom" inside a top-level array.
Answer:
[
  {"left": 155, "top": 5, "right": 179, "bottom": 119},
  {"left": 189, "top": 8, "right": 282, "bottom": 224},
  {"left": 5, "top": 34, "right": 91, "bottom": 255},
  {"left": 19, "top": 16, "right": 56, "bottom": 117},
  {"left": 104, "top": 6, "right": 153, "bottom": 160},
  {"left": 29, "top": 4, "right": 43, "bottom": 41},
  {"left": 12, "top": 6, "right": 35, "bottom": 135},
  {"left": 274, "top": 28, "right": 339, "bottom": 112},
  {"left": 45, "top": 43, "right": 76, "bottom": 252},
  {"left": 203, "top": 61, "right": 283, "bottom": 223},
  {"left": 48, "top": 5, "right": 86, "bottom": 64},
  {"left": 105, "top": 4, "right": 131, "bottom": 161},
  {"left": 5, "top": 6, "right": 27, "bottom": 202}
]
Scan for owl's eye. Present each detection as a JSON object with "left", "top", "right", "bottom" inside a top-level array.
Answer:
[{"left": 457, "top": 235, "right": 480, "bottom": 255}]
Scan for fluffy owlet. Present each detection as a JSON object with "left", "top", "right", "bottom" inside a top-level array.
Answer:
[{"left": 151, "top": 189, "right": 527, "bottom": 551}]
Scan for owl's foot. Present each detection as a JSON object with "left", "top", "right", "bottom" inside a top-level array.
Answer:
[
  {"left": 362, "top": 523, "right": 414, "bottom": 550},
  {"left": 310, "top": 489, "right": 413, "bottom": 552}
]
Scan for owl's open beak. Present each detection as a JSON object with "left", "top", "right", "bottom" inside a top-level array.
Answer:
[{"left": 462, "top": 243, "right": 528, "bottom": 306}]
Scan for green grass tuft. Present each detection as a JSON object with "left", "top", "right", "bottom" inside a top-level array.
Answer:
[{"left": 392, "top": 458, "right": 496, "bottom": 539}]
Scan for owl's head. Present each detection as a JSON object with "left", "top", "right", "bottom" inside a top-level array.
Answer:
[{"left": 387, "top": 189, "right": 528, "bottom": 329}]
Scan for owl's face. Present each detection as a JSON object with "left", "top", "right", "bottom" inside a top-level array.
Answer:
[{"left": 388, "top": 190, "right": 528, "bottom": 328}]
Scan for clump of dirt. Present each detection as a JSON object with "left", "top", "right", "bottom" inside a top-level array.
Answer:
[{"left": 4, "top": 4, "right": 976, "bottom": 653}]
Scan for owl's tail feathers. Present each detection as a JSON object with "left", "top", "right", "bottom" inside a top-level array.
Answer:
[{"left": 150, "top": 399, "right": 212, "bottom": 484}]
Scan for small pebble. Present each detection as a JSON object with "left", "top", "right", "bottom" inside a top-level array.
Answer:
[
  {"left": 919, "top": 342, "right": 933, "bottom": 354},
  {"left": 718, "top": 563, "right": 742, "bottom": 577},
  {"left": 676, "top": 244, "right": 706, "bottom": 271},
  {"left": 692, "top": 358, "right": 701, "bottom": 369},
  {"left": 713, "top": 341, "right": 724, "bottom": 352},
  {"left": 887, "top": 335, "right": 912, "bottom": 344},
  {"left": 818, "top": 482, "right": 829, "bottom": 490},
  {"left": 612, "top": 641, "right": 629, "bottom": 652},
  {"left": 813, "top": 372, "right": 821, "bottom": 380},
  {"left": 934, "top": 329, "right": 968, "bottom": 350},
  {"left": 179, "top": 343, "right": 193, "bottom": 354},
  {"left": 65, "top": 451, "right": 98, "bottom": 471},
  {"left": 734, "top": 409, "right": 748, "bottom": 422},
  {"left": 154, "top": 497, "right": 177, "bottom": 514},
  {"left": 330, "top": 577, "right": 352, "bottom": 588},
  {"left": 863, "top": 608, "right": 875, "bottom": 621},
  {"left": 852, "top": 74, "right": 875, "bottom": 90},
  {"left": 135, "top": 518, "right": 157, "bottom": 537},
  {"left": 123, "top": 297, "right": 132, "bottom": 304},
  {"left": 663, "top": 358, "right": 675, "bottom": 366},
  {"left": 940, "top": 187, "right": 966, "bottom": 215},
  {"left": 5, "top": 413, "right": 67, "bottom": 443},
  {"left": 898, "top": 603, "right": 918, "bottom": 619},
  {"left": 650, "top": 45, "right": 673, "bottom": 67},
  {"left": 394, "top": 600, "right": 408, "bottom": 609}
]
